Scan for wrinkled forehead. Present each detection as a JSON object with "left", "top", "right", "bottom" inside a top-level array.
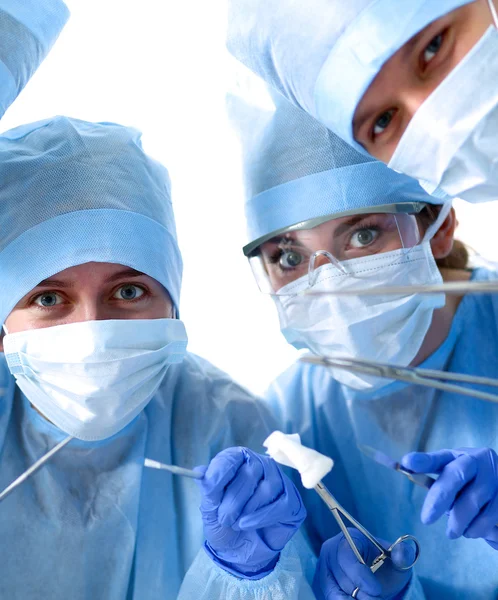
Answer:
[{"left": 314, "top": 0, "right": 475, "bottom": 151}]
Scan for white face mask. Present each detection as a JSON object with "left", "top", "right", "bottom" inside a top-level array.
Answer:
[
  {"left": 3, "top": 318, "right": 188, "bottom": 441},
  {"left": 389, "top": 6, "right": 498, "bottom": 204},
  {"left": 274, "top": 241, "right": 445, "bottom": 391}
]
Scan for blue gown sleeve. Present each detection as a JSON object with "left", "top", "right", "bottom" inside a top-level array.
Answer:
[
  {"left": 402, "top": 574, "right": 427, "bottom": 600},
  {"left": 178, "top": 532, "right": 316, "bottom": 600}
]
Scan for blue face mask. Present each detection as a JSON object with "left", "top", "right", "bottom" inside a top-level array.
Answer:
[{"left": 3, "top": 318, "right": 188, "bottom": 441}]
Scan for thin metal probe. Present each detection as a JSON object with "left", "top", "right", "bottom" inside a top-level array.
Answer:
[
  {"left": 299, "top": 279, "right": 498, "bottom": 298},
  {"left": 144, "top": 458, "right": 203, "bottom": 479},
  {"left": 0, "top": 435, "right": 74, "bottom": 503}
]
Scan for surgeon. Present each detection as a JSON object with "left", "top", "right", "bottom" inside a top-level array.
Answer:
[
  {"left": 229, "top": 81, "right": 498, "bottom": 598},
  {"left": 0, "top": 0, "right": 69, "bottom": 119},
  {"left": 227, "top": 0, "right": 498, "bottom": 204},
  {"left": 0, "top": 116, "right": 315, "bottom": 599}
]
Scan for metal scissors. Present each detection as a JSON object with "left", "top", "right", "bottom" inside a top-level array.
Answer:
[
  {"left": 300, "top": 355, "right": 498, "bottom": 405},
  {"left": 313, "top": 480, "right": 420, "bottom": 598}
]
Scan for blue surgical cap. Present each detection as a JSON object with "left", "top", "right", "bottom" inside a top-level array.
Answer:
[
  {"left": 227, "top": 0, "right": 475, "bottom": 152},
  {"left": 0, "top": 0, "right": 69, "bottom": 118},
  {"left": 0, "top": 117, "right": 182, "bottom": 324},
  {"left": 228, "top": 84, "right": 445, "bottom": 250}
]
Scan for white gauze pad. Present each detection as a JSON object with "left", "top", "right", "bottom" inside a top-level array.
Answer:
[{"left": 263, "top": 431, "right": 334, "bottom": 489}]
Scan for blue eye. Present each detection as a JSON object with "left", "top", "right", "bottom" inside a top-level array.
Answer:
[
  {"left": 114, "top": 285, "right": 144, "bottom": 300},
  {"left": 349, "top": 228, "right": 379, "bottom": 248},
  {"left": 373, "top": 109, "right": 395, "bottom": 137},
  {"left": 423, "top": 33, "right": 444, "bottom": 65},
  {"left": 279, "top": 250, "right": 304, "bottom": 270},
  {"left": 34, "top": 292, "right": 62, "bottom": 307}
]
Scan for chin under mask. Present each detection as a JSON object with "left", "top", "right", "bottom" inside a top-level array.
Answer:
[
  {"left": 274, "top": 242, "right": 445, "bottom": 391},
  {"left": 3, "top": 318, "right": 188, "bottom": 441}
]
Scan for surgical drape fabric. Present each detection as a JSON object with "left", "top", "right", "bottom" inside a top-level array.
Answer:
[
  {"left": 0, "top": 0, "right": 69, "bottom": 118},
  {"left": 267, "top": 267, "right": 498, "bottom": 599},
  {"left": 0, "top": 352, "right": 315, "bottom": 599}
]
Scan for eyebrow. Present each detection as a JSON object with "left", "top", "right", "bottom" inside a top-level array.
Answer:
[
  {"left": 34, "top": 268, "right": 147, "bottom": 289},
  {"left": 332, "top": 216, "right": 369, "bottom": 240},
  {"left": 265, "top": 236, "right": 307, "bottom": 249}
]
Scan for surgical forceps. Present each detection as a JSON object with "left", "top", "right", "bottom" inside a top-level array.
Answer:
[
  {"left": 301, "top": 355, "right": 498, "bottom": 405},
  {"left": 314, "top": 479, "right": 420, "bottom": 596}
]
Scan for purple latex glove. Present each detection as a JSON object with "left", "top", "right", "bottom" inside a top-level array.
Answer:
[
  {"left": 402, "top": 447, "right": 498, "bottom": 548},
  {"left": 196, "top": 447, "right": 307, "bottom": 579},
  {"left": 313, "top": 528, "right": 413, "bottom": 600}
]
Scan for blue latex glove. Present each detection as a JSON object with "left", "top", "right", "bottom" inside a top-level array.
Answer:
[
  {"left": 402, "top": 448, "right": 498, "bottom": 548},
  {"left": 313, "top": 529, "right": 413, "bottom": 600},
  {"left": 196, "top": 447, "right": 307, "bottom": 579}
]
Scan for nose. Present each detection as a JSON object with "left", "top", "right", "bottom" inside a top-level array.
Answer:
[
  {"left": 70, "top": 300, "right": 108, "bottom": 324},
  {"left": 398, "top": 82, "right": 439, "bottom": 127}
]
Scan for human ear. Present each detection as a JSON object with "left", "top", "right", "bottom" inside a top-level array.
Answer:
[{"left": 430, "top": 207, "right": 457, "bottom": 259}]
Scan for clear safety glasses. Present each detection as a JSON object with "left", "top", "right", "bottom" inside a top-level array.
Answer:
[{"left": 244, "top": 203, "right": 427, "bottom": 296}]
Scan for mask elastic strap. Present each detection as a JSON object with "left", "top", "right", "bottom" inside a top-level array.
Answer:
[
  {"left": 488, "top": 0, "right": 498, "bottom": 28},
  {"left": 2, "top": 325, "right": 8, "bottom": 335},
  {"left": 422, "top": 201, "right": 452, "bottom": 243}
]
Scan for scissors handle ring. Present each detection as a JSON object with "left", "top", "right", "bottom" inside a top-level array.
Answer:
[{"left": 388, "top": 534, "right": 421, "bottom": 570}]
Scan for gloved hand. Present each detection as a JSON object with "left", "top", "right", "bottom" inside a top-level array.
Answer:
[
  {"left": 196, "top": 447, "right": 307, "bottom": 579},
  {"left": 313, "top": 529, "right": 413, "bottom": 600},
  {"left": 402, "top": 448, "right": 498, "bottom": 548}
]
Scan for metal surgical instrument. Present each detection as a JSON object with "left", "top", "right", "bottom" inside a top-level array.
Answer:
[
  {"left": 144, "top": 458, "right": 204, "bottom": 479},
  {"left": 0, "top": 435, "right": 74, "bottom": 503},
  {"left": 300, "top": 355, "right": 498, "bottom": 405},
  {"left": 314, "top": 480, "right": 420, "bottom": 577}
]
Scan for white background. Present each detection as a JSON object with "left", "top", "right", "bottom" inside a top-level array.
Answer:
[{"left": 4, "top": 0, "right": 498, "bottom": 395}]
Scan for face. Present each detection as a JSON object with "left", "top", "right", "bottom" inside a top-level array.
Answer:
[
  {"left": 257, "top": 212, "right": 420, "bottom": 292},
  {"left": 353, "top": 0, "right": 496, "bottom": 162},
  {"left": 0, "top": 262, "right": 174, "bottom": 346}
]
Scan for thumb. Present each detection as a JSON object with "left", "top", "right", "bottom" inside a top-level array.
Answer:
[
  {"left": 335, "top": 531, "right": 382, "bottom": 597},
  {"left": 401, "top": 450, "right": 459, "bottom": 474}
]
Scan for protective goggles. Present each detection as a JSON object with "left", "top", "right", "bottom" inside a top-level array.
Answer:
[{"left": 244, "top": 203, "right": 429, "bottom": 295}]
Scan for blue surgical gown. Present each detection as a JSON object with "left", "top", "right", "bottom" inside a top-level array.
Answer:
[
  {"left": 267, "top": 267, "right": 498, "bottom": 600},
  {"left": 0, "top": 351, "right": 314, "bottom": 599}
]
